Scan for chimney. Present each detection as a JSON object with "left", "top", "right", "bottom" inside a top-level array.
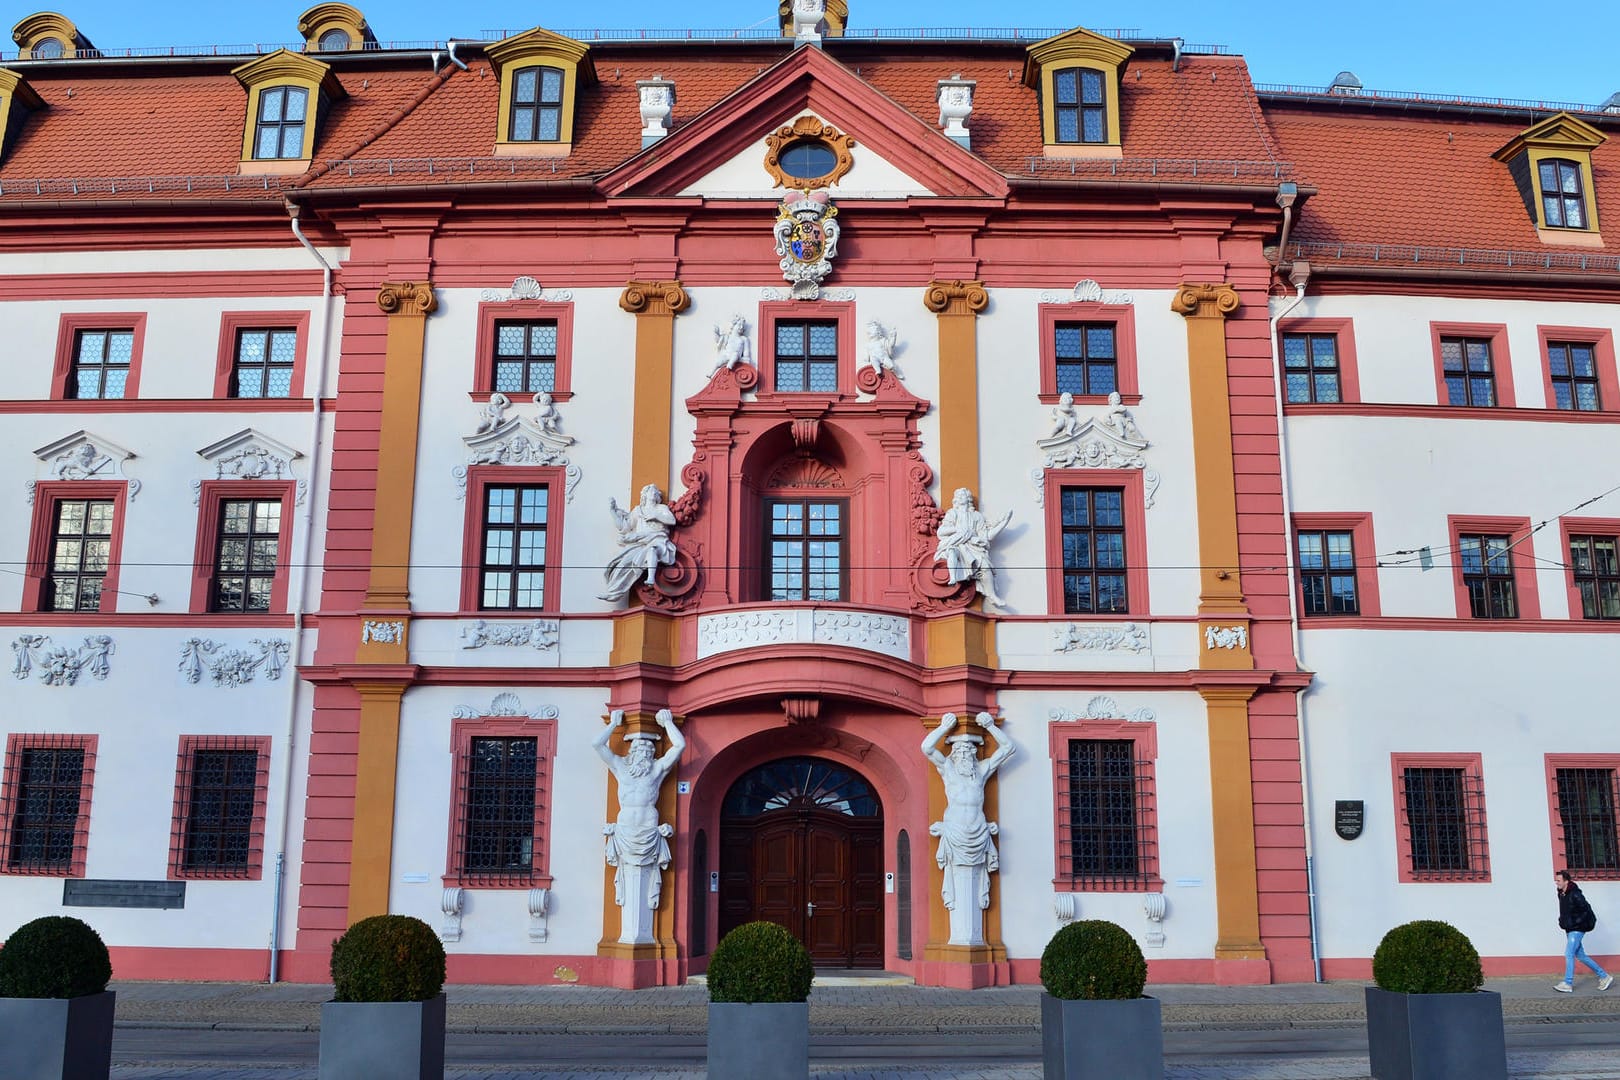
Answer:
[
  {"left": 937, "top": 75, "right": 976, "bottom": 149},
  {"left": 638, "top": 76, "right": 675, "bottom": 147}
]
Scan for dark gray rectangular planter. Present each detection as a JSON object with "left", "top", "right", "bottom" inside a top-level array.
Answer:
[
  {"left": 0, "top": 990, "right": 116, "bottom": 1080},
  {"left": 706, "top": 1001, "right": 809, "bottom": 1080},
  {"left": 1040, "top": 993, "right": 1163, "bottom": 1080},
  {"left": 1364, "top": 986, "right": 1506, "bottom": 1080},
  {"left": 318, "top": 993, "right": 446, "bottom": 1080}
]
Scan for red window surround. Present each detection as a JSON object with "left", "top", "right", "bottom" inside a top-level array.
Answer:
[
  {"left": 189, "top": 480, "right": 297, "bottom": 616},
  {"left": 443, "top": 713, "right": 558, "bottom": 889},
  {"left": 472, "top": 299, "right": 575, "bottom": 401},
  {"left": 1559, "top": 517, "right": 1620, "bottom": 622},
  {"left": 459, "top": 465, "right": 566, "bottom": 614},
  {"left": 0, "top": 733, "right": 98, "bottom": 878},
  {"left": 1429, "top": 322, "right": 1515, "bottom": 408},
  {"left": 212, "top": 311, "right": 312, "bottom": 399},
  {"left": 51, "top": 312, "right": 148, "bottom": 400},
  {"left": 1390, "top": 752, "right": 1490, "bottom": 884},
  {"left": 1048, "top": 717, "right": 1160, "bottom": 892},
  {"left": 22, "top": 481, "right": 129, "bottom": 615},
  {"left": 1038, "top": 302, "right": 1140, "bottom": 403},
  {"left": 1276, "top": 317, "right": 1361, "bottom": 404},
  {"left": 1537, "top": 326, "right": 1618, "bottom": 412},
  {"left": 1446, "top": 515, "right": 1541, "bottom": 621},
  {"left": 168, "top": 735, "right": 272, "bottom": 881},
  {"left": 1042, "top": 469, "right": 1149, "bottom": 616},
  {"left": 1290, "top": 512, "right": 1381, "bottom": 619},
  {"left": 756, "top": 300, "right": 856, "bottom": 397},
  {"left": 1545, "top": 754, "right": 1620, "bottom": 881}
]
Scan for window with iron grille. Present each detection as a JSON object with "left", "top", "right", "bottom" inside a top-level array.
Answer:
[
  {"left": 480, "top": 484, "right": 548, "bottom": 610},
  {"left": 1282, "top": 333, "right": 1342, "bottom": 403},
  {"left": 253, "top": 86, "right": 308, "bottom": 159},
  {"left": 1296, "top": 529, "right": 1358, "bottom": 615},
  {"left": 1459, "top": 533, "right": 1517, "bottom": 618},
  {"left": 2, "top": 736, "right": 93, "bottom": 876},
  {"left": 1060, "top": 487, "right": 1127, "bottom": 614},
  {"left": 766, "top": 498, "right": 845, "bottom": 601},
  {"left": 1399, "top": 765, "right": 1489, "bottom": 881},
  {"left": 1569, "top": 534, "right": 1620, "bottom": 620},
  {"left": 43, "top": 498, "right": 113, "bottom": 613},
  {"left": 173, "top": 738, "right": 267, "bottom": 879},
  {"left": 774, "top": 320, "right": 839, "bottom": 393},
  {"left": 1053, "top": 67, "right": 1106, "bottom": 143},
  {"left": 1555, "top": 767, "right": 1620, "bottom": 878},
  {"left": 492, "top": 321, "right": 558, "bottom": 394},
  {"left": 1056, "top": 739, "right": 1155, "bottom": 888},
  {"left": 510, "top": 66, "right": 563, "bottom": 141},
  {"left": 459, "top": 737, "right": 542, "bottom": 882},
  {"left": 1539, "top": 159, "right": 1587, "bottom": 229},
  {"left": 1548, "top": 342, "right": 1602, "bottom": 411},
  {"left": 1440, "top": 337, "right": 1497, "bottom": 407},
  {"left": 1053, "top": 323, "right": 1117, "bottom": 397},
  {"left": 230, "top": 328, "right": 298, "bottom": 398},
  {"left": 210, "top": 498, "right": 282, "bottom": 613},
  {"left": 68, "top": 329, "right": 134, "bottom": 399}
]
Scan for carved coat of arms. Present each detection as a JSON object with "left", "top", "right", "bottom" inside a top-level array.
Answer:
[{"left": 773, "top": 189, "right": 841, "bottom": 299}]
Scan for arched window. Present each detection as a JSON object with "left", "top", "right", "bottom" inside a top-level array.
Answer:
[{"left": 722, "top": 758, "right": 880, "bottom": 818}]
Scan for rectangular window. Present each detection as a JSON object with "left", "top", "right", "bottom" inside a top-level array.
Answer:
[
  {"left": 68, "top": 329, "right": 134, "bottom": 400},
  {"left": 1554, "top": 767, "right": 1620, "bottom": 877},
  {"left": 1050, "top": 721, "right": 1159, "bottom": 892},
  {"left": 1060, "top": 487, "right": 1127, "bottom": 614},
  {"left": 1394, "top": 755, "right": 1489, "bottom": 882},
  {"left": 1539, "top": 159, "right": 1587, "bottom": 230},
  {"left": 210, "top": 498, "right": 283, "bottom": 613},
  {"left": 1282, "top": 333, "right": 1341, "bottom": 403},
  {"left": 1459, "top": 533, "right": 1517, "bottom": 619},
  {"left": 1440, "top": 337, "right": 1497, "bottom": 407},
  {"left": 254, "top": 86, "right": 308, "bottom": 160},
  {"left": 774, "top": 321, "right": 839, "bottom": 393},
  {"left": 510, "top": 66, "right": 563, "bottom": 142},
  {"left": 1053, "top": 323, "right": 1117, "bottom": 397},
  {"left": 171, "top": 736, "right": 269, "bottom": 879},
  {"left": 1053, "top": 67, "right": 1106, "bottom": 144},
  {"left": 1296, "top": 529, "right": 1358, "bottom": 615},
  {"left": 230, "top": 328, "right": 299, "bottom": 399},
  {"left": 492, "top": 321, "right": 558, "bottom": 395},
  {"left": 43, "top": 498, "right": 114, "bottom": 613},
  {"left": 480, "top": 484, "right": 548, "bottom": 610},
  {"left": 766, "top": 498, "right": 846, "bottom": 601},
  {"left": 445, "top": 715, "right": 556, "bottom": 889},
  {"left": 1569, "top": 533, "right": 1620, "bottom": 620},
  {"left": 1547, "top": 341, "right": 1602, "bottom": 411},
  {"left": 1, "top": 735, "right": 95, "bottom": 877}
]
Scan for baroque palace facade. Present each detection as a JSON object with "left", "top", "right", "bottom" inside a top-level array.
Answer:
[{"left": 1, "top": 2, "right": 1616, "bottom": 988}]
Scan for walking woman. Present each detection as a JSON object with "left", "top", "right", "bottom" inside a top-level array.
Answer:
[{"left": 1555, "top": 870, "right": 1613, "bottom": 993}]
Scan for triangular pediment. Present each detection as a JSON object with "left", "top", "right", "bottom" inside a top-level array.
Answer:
[
  {"left": 599, "top": 46, "right": 1008, "bottom": 200},
  {"left": 1492, "top": 112, "right": 1607, "bottom": 161}
]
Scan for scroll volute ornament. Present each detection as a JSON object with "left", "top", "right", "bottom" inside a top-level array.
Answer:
[
  {"left": 619, "top": 280, "right": 692, "bottom": 316},
  {"left": 1170, "top": 283, "right": 1240, "bottom": 319},
  {"left": 922, "top": 280, "right": 989, "bottom": 316},
  {"left": 375, "top": 282, "right": 437, "bottom": 316},
  {"left": 764, "top": 117, "right": 856, "bottom": 190}
]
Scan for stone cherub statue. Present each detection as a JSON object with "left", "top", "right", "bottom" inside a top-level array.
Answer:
[
  {"left": 923, "top": 711, "right": 1016, "bottom": 946},
  {"left": 1049, "top": 391, "right": 1081, "bottom": 438},
  {"left": 710, "top": 315, "right": 753, "bottom": 376},
  {"left": 862, "top": 321, "right": 899, "bottom": 376}
]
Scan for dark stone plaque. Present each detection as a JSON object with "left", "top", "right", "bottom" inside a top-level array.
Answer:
[
  {"left": 63, "top": 879, "right": 186, "bottom": 909},
  {"left": 1335, "top": 800, "right": 1365, "bottom": 841}
]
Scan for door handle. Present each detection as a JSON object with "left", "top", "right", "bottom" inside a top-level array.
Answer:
[{"left": 806, "top": 901, "right": 816, "bottom": 916}]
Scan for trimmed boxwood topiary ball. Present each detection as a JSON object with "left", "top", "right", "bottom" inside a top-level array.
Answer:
[
  {"left": 707, "top": 921, "right": 814, "bottom": 1003},
  {"left": 1040, "top": 919, "right": 1147, "bottom": 1001},
  {"left": 1373, "top": 919, "right": 1482, "bottom": 995},
  {"left": 330, "top": 914, "right": 446, "bottom": 1003},
  {"left": 0, "top": 915, "right": 112, "bottom": 999}
]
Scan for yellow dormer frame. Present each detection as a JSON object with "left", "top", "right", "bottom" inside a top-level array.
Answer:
[
  {"left": 777, "top": 0, "right": 848, "bottom": 37},
  {"left": 11, "top": 12, "right": 90, "bottom": 59},
  {"left": 231, "top": 50, "right": 346, "bottom": 175},
  {"left": 0, "top": 67, "right": 45, "bottom": 163},
  {"left": 486, "top": 28, "right": 595, "bottom": 157},
  {"left": 297, "top": 3, "right": 372, "bottom": 53},
  {"left": 1492, "top": 112, "right": 1606, "bottom": 245},
  {"left": 1024, "top": 27, "right": 1134, "bottom": 159}
]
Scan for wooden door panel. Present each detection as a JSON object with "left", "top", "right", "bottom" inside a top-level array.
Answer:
[
  {"left": 804, "top": 821, "right": 850, "bottom": 963},
  {"left": 849, "top": 826, "right": 885, "bottom": 967},
  {"left": 718, "top": 830, "right": 753, "bottom": 940},
  {"left": 752, "top": 819, "right": 803, "bottom": 938}
]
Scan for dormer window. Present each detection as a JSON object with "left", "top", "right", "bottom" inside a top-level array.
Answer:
[
  {"left": 0, "top": 67, "right": 44, "bottom": 165},
  {"left": 231, "top": 50, "right": 345, "bottom": 174},
  {"left": 1492, "top": 112, "right": 1605, "bottom": 245},
  {"left": 1540, "top": 159, "right": 1587, "bottom": 229},
  {"left": 486, "top": 27, "right": 594, "bottom": 157},
  {"left": 11, "top": 12, "right": 93, "bottom": 60},
  {"left": 254, "top": 87, "right": 309, "bottom": 160},
  {"left": 510, "top": 66, "right": 564, "bottom": 142},
  {"left": 1054, "top": 67, "right": 1106, "bottom": 143},
  {"left": 31, "top": 37, "right": 64, "bottom": 59},
  {"left": 297, "top": 3, "right": 374, "bottom": 53},
  {"left": 317, "top": 29, "right": 350, "bottom": 51},
  {"left": 1025, "top": 26, "right": 1133, "bottom": 157}
]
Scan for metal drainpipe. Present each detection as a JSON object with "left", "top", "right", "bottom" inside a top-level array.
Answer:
[{"left": 265, "top": 199, "right": 335, "bottom": 983}]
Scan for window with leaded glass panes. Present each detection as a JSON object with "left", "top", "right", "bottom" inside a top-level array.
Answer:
[
  {"left": 509, "top": 66, "right": 563, "bottom": 141},
  {"left": 69, "top": 329, "right": 134, "bottom": 399},
  {"left": 5, "top": 743, "right": 87, "bottom": 874},
  {"left": 461, "top": 736, "right": 539, "bottom": 879},
  {"left": 1547, "top": 342, "right": 1601, "bottom": 411},
  {"left": 1053, "top": 67, "right": 1106, "bottom": 143},
  {"left": 766, "top": 498, "right": 845, "bottom": 601},
  {"left": 1555, "top": 767, "right": 1620, "bottom": 877},
  {"left": 253, "top": 86, "right": 308, "bottom": 160},
  {"left": 1296, "top": 529, "right": 1358, "bottom": 615},
  {"left": 1054, "top": 323, "right": 1117, "bottom": 397},
  {"left": 1282, "top": 333, "right": 1341, "bottom": 403},
  {"left": 1540, "top": 159, "right": 1587, "bottom": 229},
  {"left": 179, "top": 747, "right": 261, "bottom": 875},
  {"left": 1060, "top": 487, "right": 1127, "bottom": 614},
  {"left": 43, "top": 499, "right": 113, "bottom": 613},
  {"left": 1458, "top": 532, "right": 1517, "bottom": 618},
  {"left": 1441, "top": 337, "right": 1497, "bottom": 407},
  {"left": 1569, "top": 534, "right": 1620, "bottom": 620},
  {"left": 210, "top": 498, "right": 282, "bottom": 613},
  {"left": 230, "top": 328, "right": 298, "bottom": 398},
  {"left": 773, "top": 320, "right": 839, "bottom": 392},
  {"left": 480, "top": 484, "right": 548, "bottom": 610},
  {"left": 492, "top": 321, "right": 558, "bottom": 394},
  {"left": 1400, "top": 764, "right": 1489, "bottom": 881}
]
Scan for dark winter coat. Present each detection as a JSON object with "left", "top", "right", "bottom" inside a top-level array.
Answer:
[{"left": 1559, "top": 883, "right": 1598, "bottom": 932}]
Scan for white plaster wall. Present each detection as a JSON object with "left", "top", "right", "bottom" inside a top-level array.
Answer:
[
  {"left": 0, "top": 246, "right": 347, "bottom": 277},
  {"left": 678, "top": 112, "right": 934, "bottom": 199}
]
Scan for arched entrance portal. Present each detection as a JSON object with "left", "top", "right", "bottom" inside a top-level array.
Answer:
[{"left": 719, "top": 757, "right": 884, "bottom": 968}]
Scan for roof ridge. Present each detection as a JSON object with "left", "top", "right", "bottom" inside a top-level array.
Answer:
[{"left": 292, "top": 64, "right": 458, "bottom": 189}]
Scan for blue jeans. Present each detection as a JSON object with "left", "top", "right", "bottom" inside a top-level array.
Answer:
[{"left": 1565, "top": 931, "right": 1609, "bottom": 983}]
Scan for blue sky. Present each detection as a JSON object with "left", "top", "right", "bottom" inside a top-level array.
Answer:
[{"left": 14, "top": 1, "right": 1619, "bottom": 106}]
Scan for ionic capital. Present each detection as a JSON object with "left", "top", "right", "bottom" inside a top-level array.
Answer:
[
  {"left": 375, "top": 281, "right": 437, "bottom": 316},
  {"left": 619, "top": 279, "right": 691, "bottom": 317},
  {"left": 923, "top": 279, "right": 989, "bottom": 316},
  {"left": 1170, "top": 283, "right": 1240, "bottom": 319}
]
